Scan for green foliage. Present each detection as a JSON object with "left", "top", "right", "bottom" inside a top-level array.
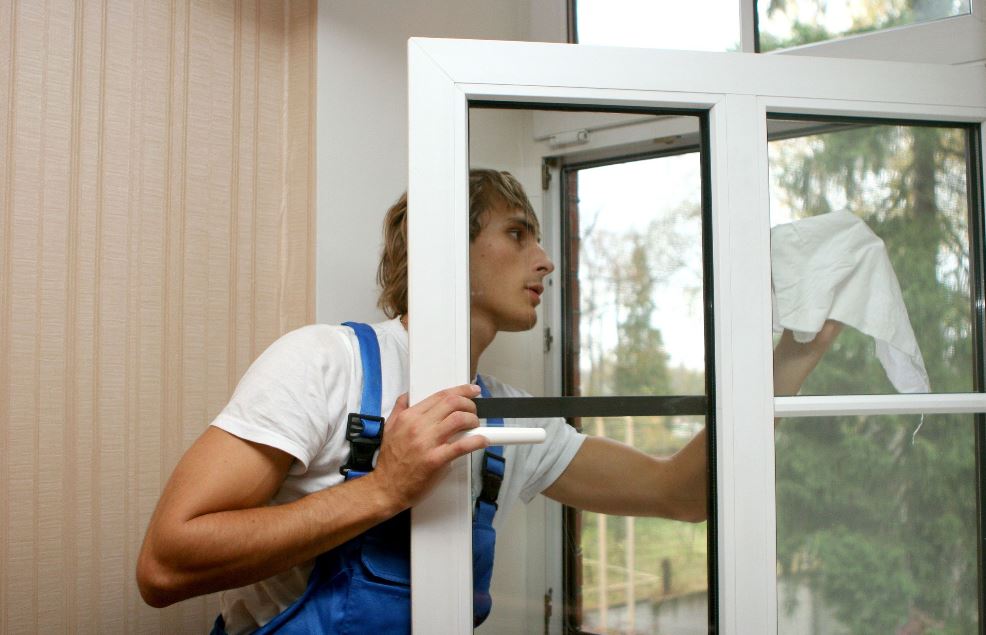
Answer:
[
  {"left": 772, "top": 122, "right": 979, "bottom": 633},
  {"left": 612, "top": 238, "right": 672, "bottom": 396},
  {"left": 581, "top": 417, "right": 708, "bottom": 610},
  {"left": 757, "top": 0, "right": 936, "bottom": 52},
  {"left": 577, "top": 214, "right": 708, "bottom": 611}
]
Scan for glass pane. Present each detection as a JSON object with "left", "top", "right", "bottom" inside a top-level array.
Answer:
[
  {"left": 767, "top": 120, "right": 975, "bottom": 395},
  {"left": 775, "top": 414, "right": 980, "bottom": 634},
  {"left": 576, "top": 0, "right": 741, "bottom": 52},
  {"left": 582, "top": 416, "right": 708, "bottom": 635},
  {"left": 468, "top": 105, "right": 711, "bottom": 633},
  {"left": 757, "top": 0, "right": 973, "bottom": 52},
  {"left": 576, "top": 155, "right": 706, "bottom": 398}
]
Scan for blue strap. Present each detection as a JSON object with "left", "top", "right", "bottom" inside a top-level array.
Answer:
[
  {"left": 340, "top": 322, "right": 384, "bottom": 482},
  {"left": 342, "top": 322, "right": 383, "bottom": 417},
  {"left": 475, "top": 375, "right": 504, "bottom": 436},
  {"left": 475, "top": 375, "right": 504, "bottom": 525}
]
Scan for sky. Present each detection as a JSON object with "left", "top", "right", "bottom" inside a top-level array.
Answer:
[
  {"left": 576, "top": 0, "right": 741, "bottom": 51},
  {"left": 578, "top": 154, "right": 707, "bottom": 372}
]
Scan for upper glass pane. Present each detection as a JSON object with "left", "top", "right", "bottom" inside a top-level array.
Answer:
[
  {"left": 757, "top": 0, "right": 973, "bottom": 51},
  {"left": 767, "top": 118, "right": 976, "bottom": 395},
  {"left": 576, "top": 0, "right": 741, "bottom": 52},
  {"left": 775, "top": 414, "right": 979, "bottom": 634},
  {"left": 468, "top": 105, "right": 708, "bottom": 404},
  {"left": 575, "top": 155, "right": 706, "bottom": 398}
]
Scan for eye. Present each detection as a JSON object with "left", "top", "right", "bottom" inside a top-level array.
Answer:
[{"left": 507, "top": 228, "right": 523, "bottom": 241}]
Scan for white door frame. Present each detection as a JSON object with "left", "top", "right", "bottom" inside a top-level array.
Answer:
[{"left": 406, "top": 37, "right": 986, "bottom": 634}]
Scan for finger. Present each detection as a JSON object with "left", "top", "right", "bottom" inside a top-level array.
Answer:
[
  {"left": 411, "top": 384, "right": 481, "bottom": 415},
  {"left": 437, "top": 433, "right": 489, "bottom": 464},
  {"left": 818, "top": 319, "right": 844, "bottom": 341},
  {"left": 420, "top": 391, "right": 479, "bottom": 423},
  {"left": 386, "top": 393, "right": 410, "bottom": 426},
  {"left": 433, "top": 411, "right": 481, "bottom": 443}
]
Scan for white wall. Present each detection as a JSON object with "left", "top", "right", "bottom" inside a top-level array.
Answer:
[
  {"left": 316, "top": 0, "right": 565, "bottom": 325},
  {"left": 316, "top": 4, "right": 567, "bottom": 633}
]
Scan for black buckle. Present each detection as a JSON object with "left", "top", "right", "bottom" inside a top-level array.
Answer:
[
  {"left": 340, "top": 413, "right": 385, "bottom": 477},
  {"left": 478, "top": 450, "right": 505, "bottom": 505}
]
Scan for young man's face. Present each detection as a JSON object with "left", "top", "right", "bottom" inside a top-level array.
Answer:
[{"left": 469, "top": 200, "right": 555, "bottom": 333}]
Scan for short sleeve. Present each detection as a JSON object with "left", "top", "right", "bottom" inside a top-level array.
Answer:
[
  {"left": 478, "top": 374, "right": 587, "bottom": 505},
  {"left": 211, "top": 325, "right": 355, "bottom": 473},
  {"left": 511, "top": 416, "right": 585, "bottom": 503}
]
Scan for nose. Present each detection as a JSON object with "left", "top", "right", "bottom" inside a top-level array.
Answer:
[{"left": 534, "top": 243, "right": 555, "bottom": 277}]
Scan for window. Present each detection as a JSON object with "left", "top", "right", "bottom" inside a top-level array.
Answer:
[
  {"left": 775, "top": 414, "right": 980, "bottom": 633},
  {"left": 570, "top": 0, "right": 985, "bottom": 63},
  {"left": 562, "top": 142, "right": 711, "bottom": 634},
  {"left": 756, "top": 0, "right": 973, "bottom": 51},
  {"left": 468, "top": 104, "right": 714, "bottom": 633},
  {"left": 573, "top": 0, "right": 741, "bottom": 52},
  {"left": 406, "top": 38, "right": 986, "bottom": 634},
  {"left": 767, "top": 115, "right": 983, "bottom": 632}
]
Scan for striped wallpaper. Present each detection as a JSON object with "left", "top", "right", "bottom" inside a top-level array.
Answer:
[{"left": 0, "top": 0, "right": 316, "bottom": 631}]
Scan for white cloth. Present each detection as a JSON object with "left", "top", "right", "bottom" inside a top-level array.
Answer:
[
  {"left": 771, "top": 210, "right": 930, "bottom": 393},
  {"left": 210, "top": 318, "right": 586, "bottom": 634}
]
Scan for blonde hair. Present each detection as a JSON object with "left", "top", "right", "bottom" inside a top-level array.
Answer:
[{"left": 376, "top": 169, "right": 539, "bottom": 318}]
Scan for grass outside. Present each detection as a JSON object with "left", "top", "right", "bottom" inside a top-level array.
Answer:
[{"left": 580, "top": 415, "right": 708, "bottom": 610}]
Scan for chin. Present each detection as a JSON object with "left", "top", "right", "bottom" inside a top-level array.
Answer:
[{"left": 501, "top": 313, "right": 538, "bottom": 332}]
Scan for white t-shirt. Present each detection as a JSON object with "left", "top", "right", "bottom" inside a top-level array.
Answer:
[{"left": 211, "top": 318, "right": 585, "bottom": 633}]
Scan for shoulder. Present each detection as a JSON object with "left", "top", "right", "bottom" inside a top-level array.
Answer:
[
  {"left": 252, "top": 324, "right": 359, "bottom": 372},
  {"left": 477, "top": 373, "right": 531, "bottom": 399},
  {"left": 265, "top": 323, "right": 354, "bottom": 353}
]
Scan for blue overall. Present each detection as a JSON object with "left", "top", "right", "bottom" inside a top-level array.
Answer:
[{"left": 211, "top": 322, "right": 503, "bottom": 634}]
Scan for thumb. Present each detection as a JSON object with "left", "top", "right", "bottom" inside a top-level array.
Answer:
[{"left": 388, "top": 393, "right": 410, "bottom": 423}]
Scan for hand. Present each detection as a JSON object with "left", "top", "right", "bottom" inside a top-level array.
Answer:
[
  {"left": 773, "top": 319, "right": 844, "bottom": 396},
  {"left": 368, "top": 384, "right": 489, "bottom": 510}
]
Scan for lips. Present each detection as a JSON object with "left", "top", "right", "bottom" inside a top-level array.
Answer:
[{"left": 525, "top": 284, "right": 544, "bottom": 303}]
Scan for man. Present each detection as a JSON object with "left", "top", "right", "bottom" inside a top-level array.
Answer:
[{"left": 137, "top": 169, "right": 838, "bottom": 633}]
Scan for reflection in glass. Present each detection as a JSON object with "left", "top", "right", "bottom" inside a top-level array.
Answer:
[
  {"left": 767, "top": 120, "right": 974, "bottom": 394},
  {"left": 757, "top": 0, "right": 972, "bottom": 51},
  {"left": 575, "top": 155, "right": 706, "bottom": 398},
  {"left": 467, "top": 105, "right": 710, "bottom": 634},
  {"left": 775, "top": 415, "right": 979, "bottom": 634},
  {"left": 582, "top": 416, "right": 707, "bottom": 635}
]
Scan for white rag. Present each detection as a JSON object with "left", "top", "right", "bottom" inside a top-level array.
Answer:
[{"left": 771, "top": 210, "right": 931, "bottom": 393}]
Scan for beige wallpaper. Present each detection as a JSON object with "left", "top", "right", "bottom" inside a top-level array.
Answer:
[{"left": 0, "top": 0, "right": 316, "bottom": 631}]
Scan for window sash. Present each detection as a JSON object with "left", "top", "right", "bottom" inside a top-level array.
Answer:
[{"left": 407, "top": 38, "right": 986, "bottom": 634}]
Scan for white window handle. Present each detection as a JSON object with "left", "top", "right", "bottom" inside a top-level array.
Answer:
[{"left": 456, "top": 427, "right": 546, "bottom": 445}]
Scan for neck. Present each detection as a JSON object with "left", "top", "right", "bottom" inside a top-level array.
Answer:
[
  {"left": 402, "top": 314, "right": 494, "bottom": 379},
  {"left": 470, "top": 319, "right": 497, "bottom": 379}
]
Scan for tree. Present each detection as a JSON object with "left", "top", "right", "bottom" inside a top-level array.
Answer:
[
  {"left": 772, "top": 122, "right": 978, "bottom": 634},
  {"left": 612, "top": 236, "right": 671, "bottom": 396},
  {"left": 759, "top": 0, "right": 932, "bottom": 52}
]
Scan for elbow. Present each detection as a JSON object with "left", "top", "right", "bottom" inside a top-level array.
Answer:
[
  {"left": 676, "top": 504, "right": 708, "bottom": 524},
  {"left": 136, "top": 549, "right": 185, "bottom": 608},
  {"left": 660, "top": 496, "right": 708, "bottom": 524}
]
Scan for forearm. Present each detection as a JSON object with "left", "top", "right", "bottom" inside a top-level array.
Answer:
[
  {"left": 544, "top": 432, "right": 707, "bottom": 522},
  {"left": 138, "top": 471, "right": 402, "bottom": 607},
  {"left": 773, "top": 321, "right": 842, "bottom": 396}
]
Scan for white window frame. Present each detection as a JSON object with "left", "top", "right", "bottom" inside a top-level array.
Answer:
[{"left": 406, "top": 37, "right": 986, "bottom": 634}]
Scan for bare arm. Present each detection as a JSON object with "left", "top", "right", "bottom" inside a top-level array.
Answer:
[
  {"left": 543, "top": 320, "right": 843, "bottom": 521},
  {"left": 137, "top": 385, "right": 488, "bottom": 607},
  {"left": 542, "top": 431, "right": 708, "bottom": 521}
]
